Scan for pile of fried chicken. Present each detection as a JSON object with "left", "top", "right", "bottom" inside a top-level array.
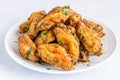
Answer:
[{"left": 18, "top": 6, "right": 105, "bottom": 71}]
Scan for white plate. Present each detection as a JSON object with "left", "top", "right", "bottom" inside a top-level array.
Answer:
[{"left": 5, "top": 18, "right": 117, "bottom": 74}]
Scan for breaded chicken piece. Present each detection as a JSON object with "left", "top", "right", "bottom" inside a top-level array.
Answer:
[
  {"left": 83, "top": 18, "right": 105, "bottom": 38},
  {"left": 76, "top": 22, "right": 102, "bottom": 56},
  {"left": 35, "top": 29, "right": 55, "bottom": 46},
  {"left": 67, "top": 26, "right": 89, "bottom": 62},
  {"left": 53, "top": 27, "right": 79, "bottom": 65},
  {"left": 37, "top": 44, "right": 72, "bottom": 70},
  {"left": 19, "top": 10, "right": 46, "bottom": 33},
  {"left": 65, "top": 12, "right": 82, "bottom": 27},
  {"left": 36, "top": 6, "right": 73, "bottom": 32},
  {"left": 18, "top": 34, "right": 39, "bottom": 61},
  {"left": 27, "top": 11, "right": 46, "bottom": 39}
]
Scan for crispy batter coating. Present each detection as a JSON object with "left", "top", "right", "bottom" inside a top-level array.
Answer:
[
  {"left": 19, "top": 10, "right": 46, "bottom": 34},
  {"left": 35, "top": 29, "right": 55, "bottom": 46},
  {"left": 27, "top": 11, "right": 46, "bottom": 39},
  {"left": 76, "top": 22, "right": 102, "bottom": 56},
  {"left": 36, "top": 6, "right": 73, "bottom": 32},
  {"left": 83, "top": 18, "right": 105, "bottom": 38},
  {"left": 37, "top": 44, "right": 72, "bottom": 70},
  {"left": 18, "top": 34, "right": 39, "bottom": 61},
  {"left": 66, "top": 12, "right": 82, "bottom": 27},
  {"left": 53, "top": 27, "right": 79, "bottom": 65}
]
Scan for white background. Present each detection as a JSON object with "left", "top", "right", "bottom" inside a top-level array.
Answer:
[{"left": 0, "top": 0, "right": 120, "bottom": 80}]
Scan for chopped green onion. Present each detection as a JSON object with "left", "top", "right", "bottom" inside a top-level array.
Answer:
[
  {"left": 39, "top": 31, "right": 48, "bottom": 42},
  {"left": 88, "top": 60, "right": 90, "bottom": 62},
  {"left": 42, "top": 31, "right": 48, "bottom": 35},
  {"left": 38, "top": 31, "right": 48, "bottom": 37},
  {"left": 64, "top": 5, "right": 70, "bottom": 9},
  {"left": 62, "top": 8, "right": 68, "bottom": 15},
  {"left": 46, "top": 68, "right": 51, "bottom": 70},
  {"left": 57, "top": 40, "right": 63, "bottom": 45},
  {"left": 41, "top": 37, "right": 46, "bottom": 42},
  {"left": 26, "top": 49, "right": 31, "bottom": 56},
  {"left": 86, "top": 64, "right": 90, "bottom": 66},
  {"left": 38, "top": 60, "right": 43, "bottom": 64},
  {"left": 43, "top": 34, "right": 48, "bottom": 42},
  {"left": 78, "top": 41, "right": 81, "bottom": 46},
  {"left": 24, "top": 26, "right": 29, "bottom": 32}
]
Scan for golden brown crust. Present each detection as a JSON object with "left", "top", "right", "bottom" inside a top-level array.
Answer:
[
  {"left": 35, "top": 29, "right": 55, "bottom": 46},
  {"left": 76, "top": 22, "right": 102, "bottom": 56},
  {"left": 37, "top": 44, "right": 72, "bottom": 70},
  {"left": 83, "top": 18, "right": 105, "bottom": 38},
  {"left": 53, "top": 27, "right": 79, "bottom": 64},
  {"left": 18, "top": 34, "right": 39, "bottom": 61}
]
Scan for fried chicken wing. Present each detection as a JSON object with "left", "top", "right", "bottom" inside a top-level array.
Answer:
[
  {"left": 19, "top": 10, "right": 46, "bottom": 34},
  {"left": 18, "top": 34, "right": 39, "bottom": 61},
  {"left": 36, "top": 6, "right": 73, "bottom": 32},
  {"left": 37, "top": 44, "right": 72, "bottom": 70},
  {"left": 67, "top": 26, "right": 89, "bottom": 62},
  {"left": 35, "top": 29, "right": 55, "bottom": 46},
  {"left": 65, "top": 12, "right": 82, "bottom": 27},
  {"left": 76, "top": 22, "right": 102, "bottom": 56},
  {"left": 27, "top": 11, "right": 46, "bottom": 39},
  {"left": 83, "top": 18, "right": 105, "bottom": 37},
  {"left": 53, "top": 27, "right": 79, "bottom": 65}
]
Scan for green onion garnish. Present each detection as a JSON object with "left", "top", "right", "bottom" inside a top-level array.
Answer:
[
  {"left": 78, "top": 41, "right": 81, "bottom": 46},
  {"left": 46, "top": 68, "right": 51, "bottom": 70},
  {"left": 24, "top": 26, "right": 29, "bottom": 32},
  {"left": 62, "top": 8, "right": 68, "bottom": 15},
  {"left": 26, "top": 49, "right": 31, "bottom": 56},
  {"left": 57, "top": 40, "right": 63, "bottom": 45},
  {"left": 64, "top": 5, "right": 70, "bottom": 9}
]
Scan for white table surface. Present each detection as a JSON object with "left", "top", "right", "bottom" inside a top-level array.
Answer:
[{"left": 0, "top": 0, "right": 120, "bottom": 80}]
